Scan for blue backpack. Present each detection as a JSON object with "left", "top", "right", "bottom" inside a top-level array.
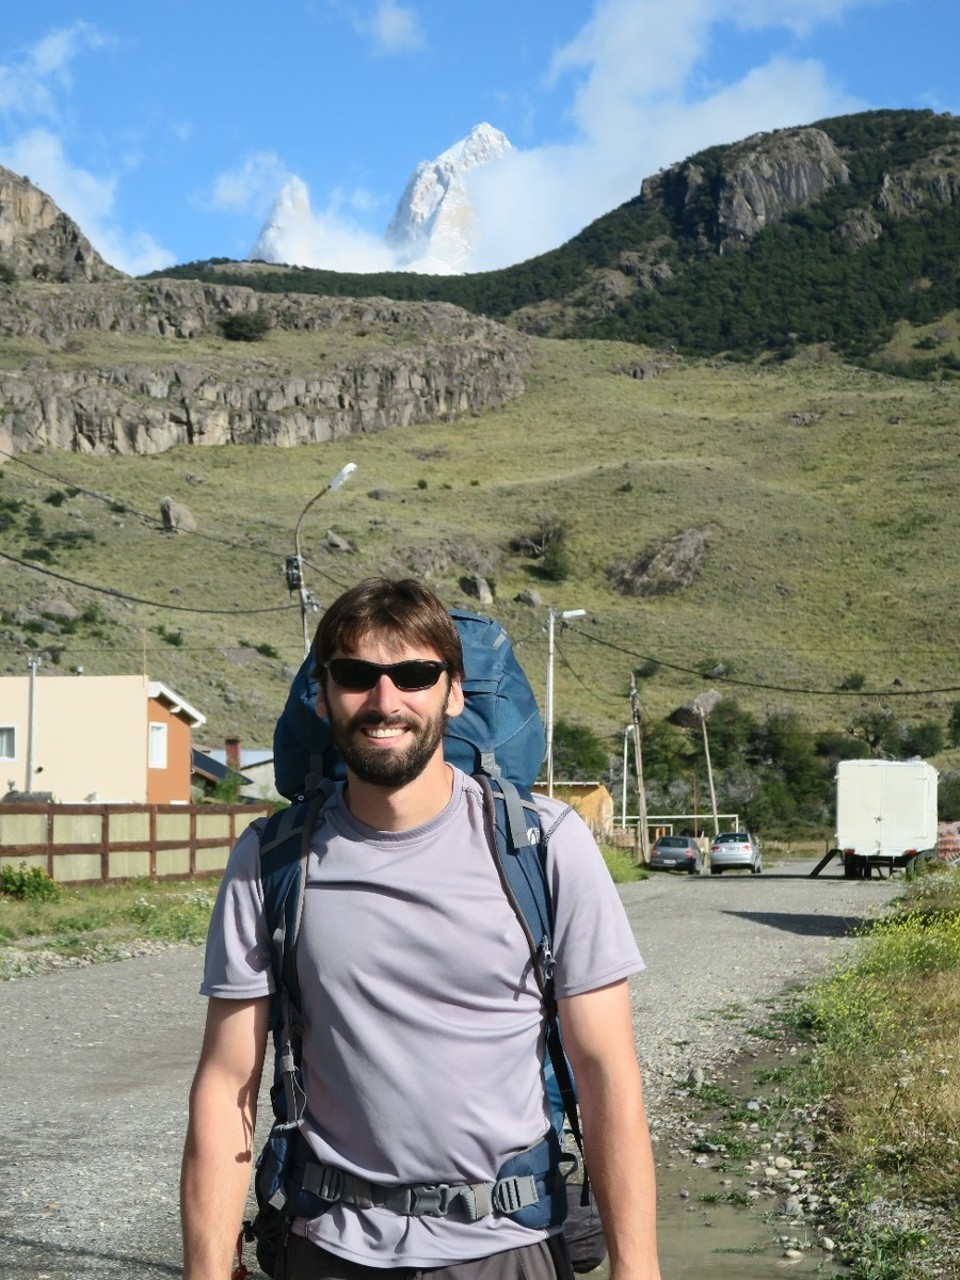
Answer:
[{"left": 240, "top": 611, "right": 604, "bottom": 1277}]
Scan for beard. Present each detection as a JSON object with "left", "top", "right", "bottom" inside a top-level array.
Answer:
[{"left": 329, "top": 698, "right": 449, "bottom": 788}]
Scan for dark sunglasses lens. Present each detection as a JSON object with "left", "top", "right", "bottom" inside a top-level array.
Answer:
[
  {"left": 326, "top": 659, "right": 446, "bottom": 691},
  {"left": 327, "top": 659, "right": 379, "bottom": 690},
  {"left": 390, "top": 662, "right": 446, "bottom": 690}
]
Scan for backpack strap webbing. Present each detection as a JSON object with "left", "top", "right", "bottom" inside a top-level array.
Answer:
[
  {"left": 258, "top": 783, "right": 335, "bottom": 1126},
  {"left": 475, "top": 775, "right": 584, "bottom": 1164}
]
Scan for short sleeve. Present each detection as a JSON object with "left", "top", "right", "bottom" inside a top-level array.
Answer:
[
  {"left": 199, "top": 821, "right": 275, "bottom": 999},
  {"left": 541, "top": 801, "right": 644, "bottom": 999}
]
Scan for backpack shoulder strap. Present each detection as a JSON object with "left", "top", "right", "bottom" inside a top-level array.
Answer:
[
  {"left": 257, "top": 781, "right": 336, "bottom": 1125},
  {"left": 474, "top": 774, "right": 553, "bottom": 990},
  {"left": 475, "top": 774, "right": 585, "bottom": 1161}
]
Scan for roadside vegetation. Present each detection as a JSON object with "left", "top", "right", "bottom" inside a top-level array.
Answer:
[
  {"left": 793, "top": 862, "right": 960, "bottom": 1275},
  {"left": 0, "top": 866, "right": 216, "bottom": 979},
  {"left": 676, "top": 861, "right": 960, "bottom": 1278}
]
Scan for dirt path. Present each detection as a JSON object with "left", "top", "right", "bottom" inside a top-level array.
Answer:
[{"left": 0, "top": 859, "right": 901, "bottom": 1278}]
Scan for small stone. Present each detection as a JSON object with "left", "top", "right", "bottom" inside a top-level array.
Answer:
[{"left": 821, "top": 1237, "right": 836, "bottom": 1252}]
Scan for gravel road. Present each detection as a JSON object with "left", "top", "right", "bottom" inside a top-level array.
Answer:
[{"left": 0, "top": 859, "right": 902, "bottom": 1279}]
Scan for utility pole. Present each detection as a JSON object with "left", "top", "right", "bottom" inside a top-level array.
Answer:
[
  {"left": 629, "top": 675, "right": 650, "bottom": 864},
  {"left": 697, "top": 705, "right": 720, "bottom": 836},
  {"left": 25, "top": 656, "right": 40, "bottom": 793},
  {"left": 545, "top": 607, "right": 585, "bottom": 797}
]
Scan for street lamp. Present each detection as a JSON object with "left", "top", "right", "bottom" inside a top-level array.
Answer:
[
  {"left": 292, "top": 462, "right": 357, "bottom": 657},
  {"left": 545, "top": 607, "right": 585, "bottom": 798}
]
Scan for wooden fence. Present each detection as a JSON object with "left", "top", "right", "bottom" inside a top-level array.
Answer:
[{"left": 0, "top": 801, "right": 272, "bottom": 885}]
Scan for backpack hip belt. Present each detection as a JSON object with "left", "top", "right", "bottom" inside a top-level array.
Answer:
[{"left": 297, "top": 1156, "right": 542, "bottom": 1221}]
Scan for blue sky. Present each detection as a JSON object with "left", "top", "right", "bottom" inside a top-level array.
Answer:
[{"left": 1, "top": 0, "right": 956, "bottom": 275}]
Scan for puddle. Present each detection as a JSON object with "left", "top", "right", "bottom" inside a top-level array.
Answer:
[
  {"left": 652, "top": 1158, "right": 845, "bottom": 1277},
  {"left": 591, "top": 1042, "right": 849, "bottom": 1278}
]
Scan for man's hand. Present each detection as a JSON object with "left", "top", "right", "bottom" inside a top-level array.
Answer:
[
  {"left": 181, "top": 997, "right": 270, "bottom": 1280},
  {"left": 559, "top": 980, "right": 661, "bottom": 1280}
]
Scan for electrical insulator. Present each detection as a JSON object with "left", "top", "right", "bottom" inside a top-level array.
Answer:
[{"left": 284, "top": 554, "right": 303, "bottom": 592}]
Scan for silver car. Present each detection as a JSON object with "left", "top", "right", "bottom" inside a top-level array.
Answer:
[{"left": 709, "top": 831, "right": 762, "bottom": 874}]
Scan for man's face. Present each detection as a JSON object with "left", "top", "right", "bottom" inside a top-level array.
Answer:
[{"left": 317, "top": 636, "right": 463, "bottom": 789}]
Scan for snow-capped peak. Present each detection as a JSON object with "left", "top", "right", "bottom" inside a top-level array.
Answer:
[
  {"left": 249, "top": 176, "right": 312, "bottom": 262},
  {"left": 386, "top": 123, "right": 512, "bottom": 272}
]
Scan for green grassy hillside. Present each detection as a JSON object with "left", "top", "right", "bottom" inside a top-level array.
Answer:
[{"left": 3, "top": 328, "right": 959, "bottom": 803}]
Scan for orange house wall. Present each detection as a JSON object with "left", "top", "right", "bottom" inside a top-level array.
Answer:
[{"left": 146, "top": 700, "right": 193, "bottom": 804}]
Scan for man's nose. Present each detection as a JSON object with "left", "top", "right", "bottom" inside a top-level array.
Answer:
[{"left": 364, "top": 673, "right": 401, "bottom": 710}]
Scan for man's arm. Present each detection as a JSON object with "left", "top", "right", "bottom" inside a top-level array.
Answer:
[
  {"left": 558, "top": 979, "right": 660, "bottom": 1280},
  {"left": 181, "top": 995, "right": 271, "bottom": 1280}
]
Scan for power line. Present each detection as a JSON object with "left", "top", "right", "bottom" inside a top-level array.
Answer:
[
  {"left": 0, "top": 550, "right": 297, "bottom": 615},
  {"left": 565, "top": 624, "right": 960, "bottom": 700}
]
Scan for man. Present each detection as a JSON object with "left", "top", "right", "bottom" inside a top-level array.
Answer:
[{"left": 181, "top": 578, "right": 660, "bottom": 1280}]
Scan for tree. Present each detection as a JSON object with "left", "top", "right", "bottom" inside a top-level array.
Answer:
[{"left": 551, "top": 718, "right": 608, "bottom": 781}]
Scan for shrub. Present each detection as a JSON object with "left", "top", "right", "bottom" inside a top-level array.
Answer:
[
  {"left": 0, "top": 862, "right": 61, "bottom": 902},
  {"left": 219, "top": 310, "right": 271, "bottom": 342}
]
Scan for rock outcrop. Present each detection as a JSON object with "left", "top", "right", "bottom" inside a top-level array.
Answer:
[
  {"left": 0, "top": 167, "right": 120, "bottom": 283},
  {"left": 0, "top": 280, "right": 531, "bottom": 458},
  {"left": 607, "top": 527, "right": 710, "bottom": 597},
  {"left": 643, "top": 127, "right": 850, "bottom": 253}
]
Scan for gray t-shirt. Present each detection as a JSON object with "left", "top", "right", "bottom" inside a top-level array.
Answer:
[{"left": 201, "top": 768, "right": 643, "bottom": 1267}]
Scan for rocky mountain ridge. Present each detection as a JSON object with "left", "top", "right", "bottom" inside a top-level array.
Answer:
[
  {"left": 0, "top": 277, "right": 530, "bottom": 458},
  {"left": 0, "top": 167, "right": 119, "bottom": 285}
]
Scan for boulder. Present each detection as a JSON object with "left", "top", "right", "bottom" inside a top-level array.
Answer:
[{"left": 160, "top": 497, "right": 197, "bottom": 533}]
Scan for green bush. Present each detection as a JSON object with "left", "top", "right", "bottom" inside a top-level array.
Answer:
[
  {"left": 219, "top": 310, "right": 271, "bottom": 342},
  {"left": 0, "top": 862, "right": 61, "bottom": 902}
]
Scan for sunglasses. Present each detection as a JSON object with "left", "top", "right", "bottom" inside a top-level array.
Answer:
[{"left": 322, "top": 657, "right": 449, "bottom": 692}]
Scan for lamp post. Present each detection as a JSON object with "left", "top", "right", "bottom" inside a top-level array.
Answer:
[
  {"left": 291, "top": 463, "right": 357, "bottom": 657},
  {"left": 545, "top": 607, "right": 585, "bottom": 797}
]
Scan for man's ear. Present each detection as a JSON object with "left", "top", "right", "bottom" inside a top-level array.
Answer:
[
  {"left": 446, "top": 675, "right": 465, "bottom": 720},
  {"left": 315, "top": 671, "right": 329, "bottom": 719}
]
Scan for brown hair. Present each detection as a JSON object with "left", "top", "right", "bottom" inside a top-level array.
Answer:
[{"left": 312, "top": 577, "right": 464, "bottom": 680}]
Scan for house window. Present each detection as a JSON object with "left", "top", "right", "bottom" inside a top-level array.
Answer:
[
  {"left": 148, "top": 722, "right": 168, "bottom": 769},
  {"left": 0, "top": 726, "right": 15, "bottom": 760}
]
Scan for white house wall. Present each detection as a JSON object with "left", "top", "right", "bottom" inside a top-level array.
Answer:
[{"left": 0, "top": 674, "right": 149, "bottom": 802}]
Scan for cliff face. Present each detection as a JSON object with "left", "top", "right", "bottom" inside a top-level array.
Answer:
[
  {"left": 0, "top": 167, "right": 120, "bottom": 283},
  {"left": 644, "top": 127, "right": 851, "bottom": 252},
  {"left": 0, "top": 280, "right": 530, "bottom": 458}
]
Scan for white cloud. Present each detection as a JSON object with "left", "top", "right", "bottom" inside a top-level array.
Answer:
[
  {"left": 463, "top": 0, "right": 868, "bottom": 271},
  {"left": 0, "top": 21, "right": 107, "bottom": 117},
  {"left": 206, "top": 151, "right": 293, "bottom": 214},
  {"left": 0, "top": 128, "right": 174, "bottom": 275},
  {"left": 250, "top": 176, "right": 397, "bottom": 272},
  {"left": 367, "top": 1, "right": 424, "bottom": 55}
]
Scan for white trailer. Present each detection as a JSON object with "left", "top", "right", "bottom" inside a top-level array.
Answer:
[{"left": 829, "top": 759, "right": 939, "bottom": 878}]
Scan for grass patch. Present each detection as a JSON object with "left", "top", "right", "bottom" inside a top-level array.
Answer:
[
  {"left": 600, "top": 845, "right": 649, "bottom": 882},
  {"left": 791, "top": 862, "right": 960, "bottom": 1273},
  {"left": 0, "top": 875, "right": 220, "bottom": 959}
]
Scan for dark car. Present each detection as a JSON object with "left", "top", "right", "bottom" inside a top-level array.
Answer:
[{"left": 649, "top": 835, "right": 704, "bottom": 875}]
